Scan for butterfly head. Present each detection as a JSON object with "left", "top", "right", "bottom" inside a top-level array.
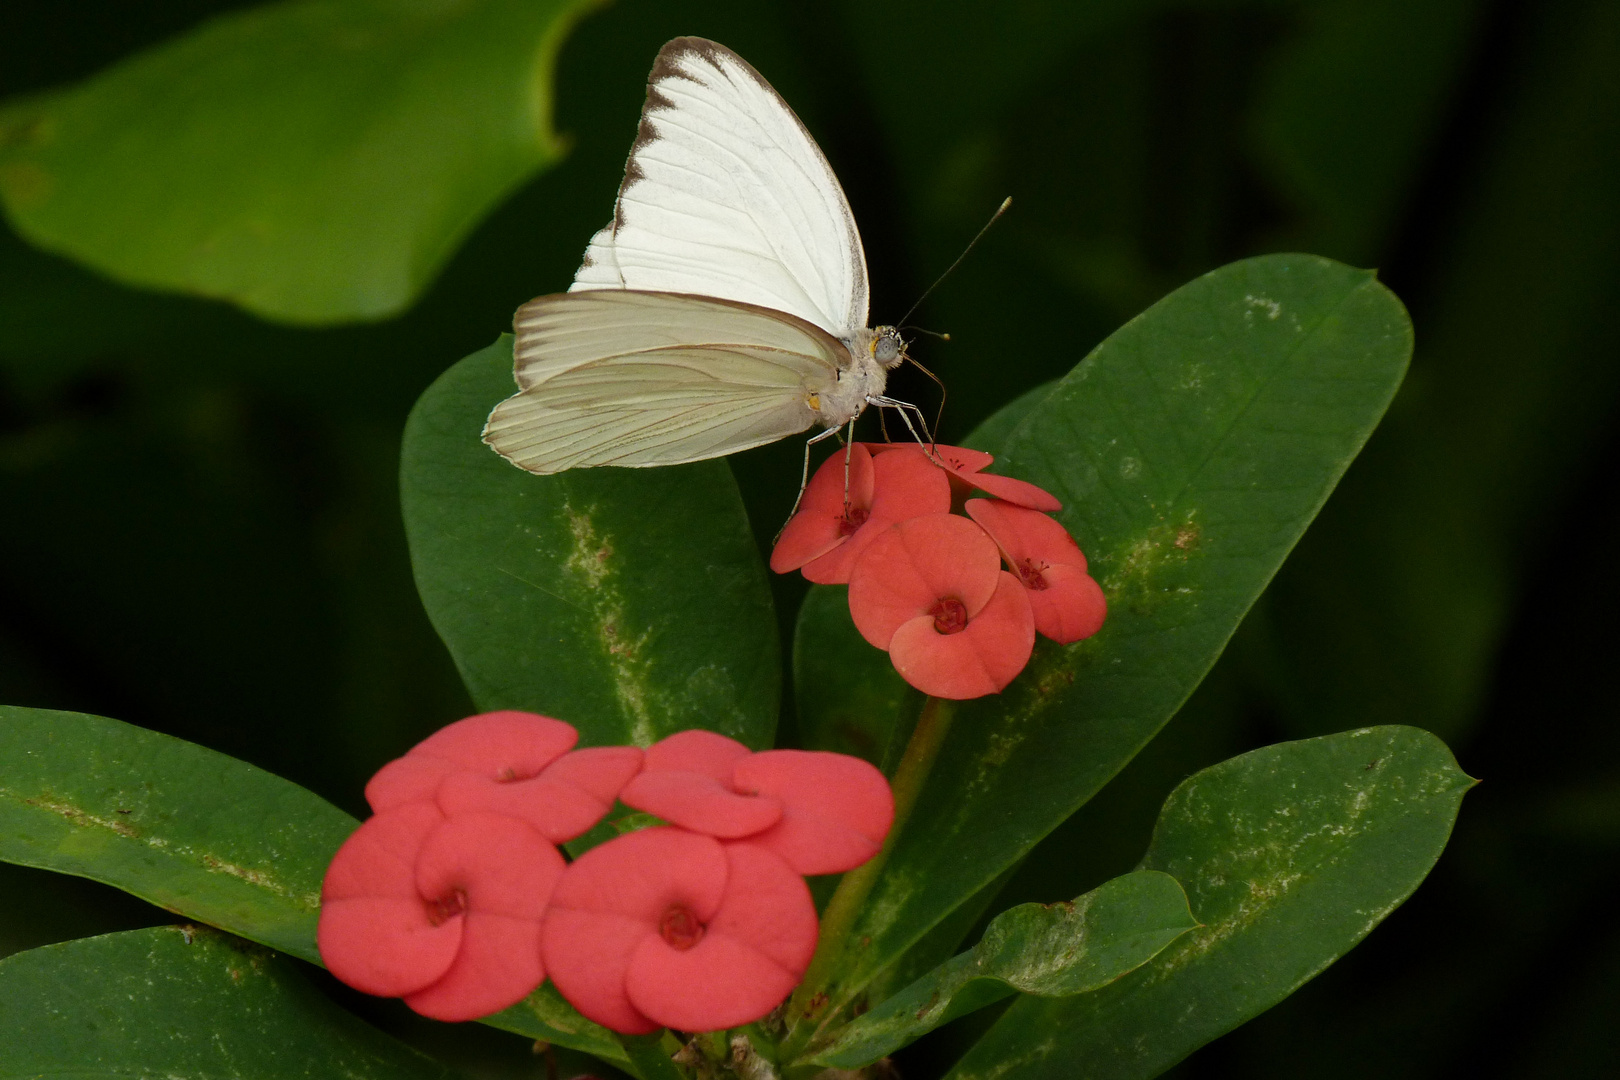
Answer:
[{"left": 871, "top": 327, "right": 907, "bottom": 370}]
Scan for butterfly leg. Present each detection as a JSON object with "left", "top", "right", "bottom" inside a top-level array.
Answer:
[
  {"left": 776, "top": 423, "right": 848, "bottom": 543},
  {"left": 868, "top": 394, "right": 943, "bottom": 463}
]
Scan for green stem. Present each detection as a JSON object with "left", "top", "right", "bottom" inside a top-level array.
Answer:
[{"left": 779, "top": 695, "right": 956, "bottom": 1061}]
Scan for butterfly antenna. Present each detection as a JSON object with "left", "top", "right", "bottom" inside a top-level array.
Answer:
[{"left": 896, "top": 196, "right": 1012, "bottom": 328}]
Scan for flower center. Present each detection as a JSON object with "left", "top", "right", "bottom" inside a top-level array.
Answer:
[
  {"left": 659, "top": 904, "right": 705, "bottom": 950},
  {"left": 1017, "top": 559, "right": 1050, "bottom": 590},
  {"left": 837, "top": 504, "right": 870, "bottom": 537},
  {"left": 930, "top": 597, "right": 969, "bottom": 635},
  {"left": 425, "top": 889, "right": 467, "bottom": 926}
]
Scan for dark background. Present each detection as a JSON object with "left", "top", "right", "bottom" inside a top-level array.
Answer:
[{"left": 2, "top": 1, "right": 1618, "bottom": 1077}]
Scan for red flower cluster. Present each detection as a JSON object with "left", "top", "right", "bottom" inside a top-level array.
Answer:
[
  {"left": 772, "top": 444, "right": 1106, "bottom": 699},
  {"left": 319, "top": 713, "right": 892, "bottom": 1034}
]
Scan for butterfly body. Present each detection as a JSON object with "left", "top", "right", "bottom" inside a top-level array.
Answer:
[{"left": 484, "top": 37, "right": 907, "bottom": 475}]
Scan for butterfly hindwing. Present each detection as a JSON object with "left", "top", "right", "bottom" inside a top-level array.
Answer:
[{"left": 484, "top": 290, "right": 846, "bottom": 474}]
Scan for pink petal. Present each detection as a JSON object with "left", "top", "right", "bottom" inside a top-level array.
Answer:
[
  {"left": 322, "top": 802, "right": 445, "bottom": 902},
  {"left": 1027, "top": 563, "right": 1108, "bottom": 644},
  {"left": 542, "top": 828, "right": 730, "bottom": 1034},
  {"left": 769, "top": 443, "right": 876, "bottom": 573},
  {"left": 318, "top": 897, "right": 462, "bottom": 997},
  {"left": 620, "top": 770, "right": 783, "bottom": 838},
  {"left": 545, "top": 827, "right": 728, "bottom": 925},
  {"left": 624, "top": 843, "right": 816, "bottom": 1031},
  {"left": 409, "top": 711, "right": 578, "bottom": 780},
  {"left": 732, "top": 752, "right": 893, "bottom": 874},
  {"left": 414, "top": 813, "right": 564, "bottom": 921},
  {"left": 365, "top": 755, "right": 457, "bottom": 813},
  {"left": 540, "top": 908, "right": 661, "bottom": 1034},
  {"left": 846, "top": 515, "right": 1003, "bottom": 648},
  {"left": 867, "top": 442, "right": 994, "bottom": 474},
  {"left": 801, "top": 447, "right": 953, "bottom": 585},
  {"left": 965, "top": 499, "right": 1088, "bottom": 572},
  {"left": 404, "top": 911, "right": 546, "bottom": 1022},
  {"left": 960, "top": 472, "right": 1062, "bottom": 512},
  {"left": 643, "top": 729, "right": 753, "bottom": 781},
  {"left": 438, "top": 746, "right": 645, "bottom": 842},
  {"left": 888, "top": 573, "right": 1036, "bottom": 698}
]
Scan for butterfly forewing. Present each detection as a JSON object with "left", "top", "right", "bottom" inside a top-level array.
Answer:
[{"left": 570, "top": 37, "right": 869, "bottom": 340}]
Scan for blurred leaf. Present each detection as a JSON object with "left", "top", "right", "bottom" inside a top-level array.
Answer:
[
  {"left": 0, "top": 0, "right": 597, "bottom": 324},
  {"left": 0, "top": 925, "right": 452, "bottom": 1079},
  {"left": 946, "top": 726, "right": 1473, "bottom": 1080},
  {"left": 1253, "top": 0, "right": 1487, "bottom": 263},
  {"left": 1255, "top": 0, "right": 1620, "bottom": 741},
  {"left": 800, "top": 254, "right": 1412, "bottom": 1022},
  {"left": 809, "top": 870, "right": 1196, "bottom": 1070},
  {"left": 0, "top": 705, "right": 354, "bottom": 964},
  {"left": 400, "top": 336, "right": 780, "bottom": 749}
]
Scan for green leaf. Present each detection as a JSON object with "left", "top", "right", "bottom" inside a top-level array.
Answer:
[
  {"left": 794, "top": 583, "right": 912, "bottom": 767},
  {"left": 799, "top": 254, "right": 1412, "bottom": 1019},
  {"left": 0, "top": 926, "right": 452, "bottom": 1079},
  {"left": 0, "top": 705, "right": 355, "bottom": 964},
  {"left": 946, "top": 725, "right": 1474, "bottom": 1080},
  {"left": 484, "top": 983, "right": 630, "bottom": 1069},
  {"left": 400, "top": 336, "right": 780, "bottom": 749},
  {"left": 809, "top": 870, "right": 1197, "bottom": 1070},
  {"left": 0, "top": 0, "right": 597, "bottom": 325}
]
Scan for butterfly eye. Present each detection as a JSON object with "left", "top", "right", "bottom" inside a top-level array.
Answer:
[{"left": 873, "top": 330, "right": 903, "bottom": 367}]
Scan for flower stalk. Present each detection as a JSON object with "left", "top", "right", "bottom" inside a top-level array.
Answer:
[{"left": 779, "top": 694, "right": 957, "bottom": 1061}]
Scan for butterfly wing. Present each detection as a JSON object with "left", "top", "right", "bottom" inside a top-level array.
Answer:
[
  {"left": 483, "top": 290, "right": 848, "bottom": 474},
  {"left": 571, "top": 37, "right": 869, "bottom": 340}
]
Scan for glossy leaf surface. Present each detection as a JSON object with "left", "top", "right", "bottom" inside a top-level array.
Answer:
[
  {"left": 947, "top": 725, "right": 1473, "bottom": 1080},
  {"left": 0, "top": 705, "right": 354, "bottom": 964},
  {"left": 797, "top": 254, "right": 1412, "bottom": 1021},
  {"left": 810, "top": 870, "right": 1196, "bottom": 1069},
  {"left": 0, "top": 926, "right": 452, "bottom": 1079},
  {"left": 401, "top": 336, "right": 779, "bottom": 750},
  {"left": 0, "top": 0, "right": 595, "bottom": 324}
]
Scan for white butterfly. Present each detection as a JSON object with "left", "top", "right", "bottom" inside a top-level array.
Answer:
[{"left": 482, "top": 36, "right": 914, "bottom": 474}]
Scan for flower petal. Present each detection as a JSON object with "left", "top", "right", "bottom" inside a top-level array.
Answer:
[
  {"left": 624, "top": 843, "right": 815, "bottom": 1031},
  {"left": 436, "top": 746, "right": 644, "bottom": 843},
  {"left": 847, "top": 515, "right": 1003, "bottom": 648},
  {"left": 365, "top": 754, "right": 456, "bottom": 813},
  {"left": 958, "top": 471, "right": 1062, "bottom": 512},
  {"left": 1026, "top": 562, "right": 1108, "bottom": 644},
  {"left": 404, "top": 911, "right": 545, "bottom": 1021},
  {"left": 321, "top": 802, "right": 444, "bottom": 902},
  {"left": 318, "top": 897, "right": 463, "bottom": 998},
  {"left": 414, "top": 813, "right": 564, "bottom": 921},
  {"left": 801, "top": 446, "right": 953, "bottom": 585},
  {"left": 965, "top": 498, "right": 1087, "bottom": 572},
  {"left": 769, "top": 443, "right": 875, "bottom": 573},
  {"left": 542, "top": 828, "right": 729, "bottom": 1034},
  {"left": 540, "top": 908, "right": 661, "bottom": 1034},
  {"left": 643, "top": 729, "right": 753, "bottom": 781},
  {"left": 620, "top": 770, "right": 783, "bottom": 838},
  {"left": 732, "top": 751, "right": 893, "bottom": 874},
  {"left": 888, "top": 572, "right": 1035, "bottom": 698},
  {"left": 410, "top": 711, "right": 578, "bottom": 780}
]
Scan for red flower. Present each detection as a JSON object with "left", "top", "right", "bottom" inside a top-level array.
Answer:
[
  {"left": 319, "top": 804, "right": 565, "bottom": 1021},
  {"left": 868, "top": 442, "right": 1061, "bottom": 512},
  {"left": 847, "top": 513, "right": 1035, "bottom": 699},
  {"left": 771, "top": 443, "right": 951, "bottom": 583},
  {"left": 540, "top": 827, "right": 817, "bottom": 1034},
  {"left": 366, "top": 711, "right": 642, "bottom": 842},
  {"left": 966, "top": 499, "right": 1107, "bottom": 644},
  {"left": 620, "top": 730, "right": 893, "bottom": 875}
]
